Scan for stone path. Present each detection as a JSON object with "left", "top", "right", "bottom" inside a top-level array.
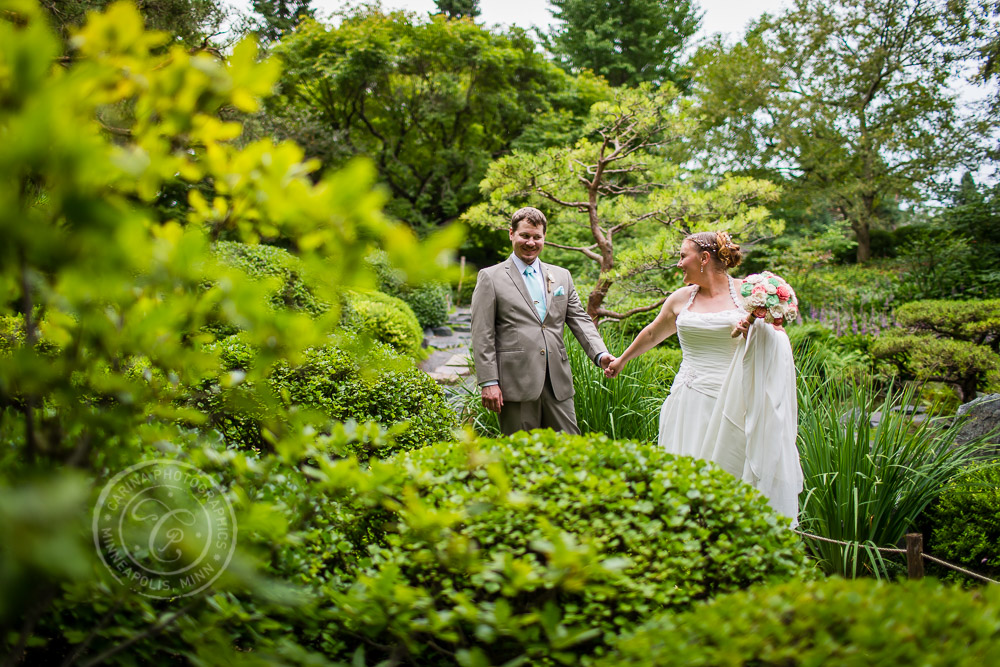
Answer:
[{"left": 419, "top": 307, "right": 478, "bottom": 409}]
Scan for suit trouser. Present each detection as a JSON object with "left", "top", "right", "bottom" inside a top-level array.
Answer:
[{"left": 498, "top": 370, "right": 580, "bottom": 436}]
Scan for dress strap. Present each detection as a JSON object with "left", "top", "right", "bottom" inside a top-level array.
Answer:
[
  {"left": 727, "top": 276, "right": 743, "bottom": 310},
  {"left": 682, "top": 285, "right": 699, "bottom": 311}
]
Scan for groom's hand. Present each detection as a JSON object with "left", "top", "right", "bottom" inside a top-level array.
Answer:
[
  {"left": 600, "top": 354, "right": 615, "bottom": 370},
  {"left": 481, "top": 385, "right": 503, "bottom": 413}
]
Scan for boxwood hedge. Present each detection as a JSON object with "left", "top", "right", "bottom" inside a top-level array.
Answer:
[
  {"left": 341, "top": 289, "right": 424, "bottom": 358},
  {"left": 367, "top": 249, "right": 450, "bottom": 329},
  {"left": 283, "top": 431, "right": 810, "bottom": 665},
  {"left": 200, "top": 333, "right": 455, "bottom": 457},
  {"left": 597, "top": 577, "right": 1000, "bottom": 666}
]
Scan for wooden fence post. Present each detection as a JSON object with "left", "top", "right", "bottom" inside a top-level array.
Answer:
[{"left": 906, "top": 533, "right": 924, "bottom": 580}]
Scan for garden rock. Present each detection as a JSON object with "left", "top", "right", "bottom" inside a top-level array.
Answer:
[{"left": 955, "top": 393, "right": 1000, "bottom": 456}]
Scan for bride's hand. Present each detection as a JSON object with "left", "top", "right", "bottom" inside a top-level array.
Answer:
[
  {"left": 605, "top": 357, "right": 625, "bottom": 379},
  {"left": 731, "top": 318, "right": 750, "bottom": 338}
]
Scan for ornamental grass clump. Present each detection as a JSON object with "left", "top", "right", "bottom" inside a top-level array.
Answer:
[
  {"left": 795, "top": 366, "right": 997, "bottom": 578},
  {"left": 293, "top": 431, "right": 809, "bottom": 665},
  {"left": 596, "top": 577, "right": 1000, "bottom": 666}
]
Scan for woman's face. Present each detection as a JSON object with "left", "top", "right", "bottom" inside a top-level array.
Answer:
[{"left": 677, "top": 240, "right": 703, "bottom": 282}]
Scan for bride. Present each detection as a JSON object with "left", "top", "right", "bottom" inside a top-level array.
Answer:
[{"left": 604, "top": 231, "right": 802, "bottom": 525}]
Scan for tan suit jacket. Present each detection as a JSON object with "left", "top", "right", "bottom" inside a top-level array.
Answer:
[{"left": 471, "top": 256, "right": 607, "bottom": 402}]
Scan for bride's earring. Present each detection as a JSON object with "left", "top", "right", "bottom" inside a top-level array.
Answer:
[{"left": 700, "top": 263, "right": 704, "bottom": 273}]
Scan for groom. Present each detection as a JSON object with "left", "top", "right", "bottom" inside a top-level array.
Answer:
[{"left": 471, "top": 207, "right": 612, "bottom": 435}]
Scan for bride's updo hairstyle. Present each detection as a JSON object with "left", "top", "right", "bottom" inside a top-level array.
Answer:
[{"left": 685, "top": 231, "right": 742, "bottom": 270}]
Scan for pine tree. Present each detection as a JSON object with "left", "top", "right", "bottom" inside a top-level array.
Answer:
[
  {"left": 547, "top": 0, "right": 700, "bottom": 88},
  {"left": 434, "top": 0, "right": 480, "bottom": 19}
]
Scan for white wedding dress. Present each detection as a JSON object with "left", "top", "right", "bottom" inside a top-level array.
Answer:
[{"left": 657, "top": 278, "right": 802, "bottom": 526}]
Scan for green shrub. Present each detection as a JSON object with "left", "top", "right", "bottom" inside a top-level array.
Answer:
[
  {"left": 402, "top": 282, "right": 450, "bottom": 329},
  {"left": 341, "top": 289, "right": 424, "bottom": 358},
  {"left": 872, "top": 331, "right": 1000, "bottom": 401},
  {"left": 894, "top": 298, "right": 1000, "bottom": 351},
  {"left": 214, "top": 241, "right": 330, "bottom": 317},
  {"left": 597, "top": 577, "right": 1000, "bottom": 666},
  {"left": 289, "top": 431, "right": 810, "bottom": 665},
  {"left": 202, "top": 333, "right": 456, "bottom": 457},
  {"left": 367, "top": 249, "right": 451, "bottom": 328},
  {"left": 796, "top": 377, "right": 993, "bottom": 578},
  {"left": 925, "top": 464, "right": 1000, "bottom": 585}
]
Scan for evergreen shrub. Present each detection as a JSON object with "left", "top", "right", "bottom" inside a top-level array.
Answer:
[
  {"left": 289, "top": 431, "right": 810, "bottom": 665},
  {"left": 341, "top": 289, "right": 424, "bottom": 358},
  {"left": 366, "top": 250, "right": 450, "bottom": 328},
  {"left": 201, "top": 333, "right": 456, "bottom": 457},
  {"left": 403, "top": 281, "right": 450, "bottom": 329},
  {"left": 597, "top": 577, "right": 1000, "bottom": 666},
  {"left": 925, "top": 464, "right": 1000, "bottom": 585}
]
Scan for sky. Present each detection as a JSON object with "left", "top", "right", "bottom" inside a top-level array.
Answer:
[{"left": 292, "top": 0, "right": 789, "bottom": 42}]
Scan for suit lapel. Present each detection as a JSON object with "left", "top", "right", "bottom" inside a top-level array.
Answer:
[{"left": 505, "top": 258, "right": 542, "bottom": 323}]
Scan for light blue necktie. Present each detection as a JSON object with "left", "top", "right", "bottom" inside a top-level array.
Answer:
[{"left": 524, "top": 266, "right": 547, "bottom": 321}]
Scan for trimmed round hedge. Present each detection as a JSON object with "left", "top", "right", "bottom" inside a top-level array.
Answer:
[
  {"left": 403, "top": 282, "right": 450, "bottom": 329},
  {"left": 341, "top": 289, "right": 424, "bottom": 358},
  {"left": 366, "top": 249, "right": 450, "bottom": 329},
  {"left": 287, "top": 431, "right": 810, "bottom": 665},
  {"left": 596, "top": 577, "right": 1000, "bottom": 666},
  {"left": 201, "top": 333, "right": 455, "bottom": 457}
]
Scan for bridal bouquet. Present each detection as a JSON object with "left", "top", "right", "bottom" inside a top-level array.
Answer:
[{"left": 738, "top": 271, "right": 799, "bottom": 326}]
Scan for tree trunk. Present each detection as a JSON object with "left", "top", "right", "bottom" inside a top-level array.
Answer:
[
  {"left": 586, "top": 275, "right": 613, "bottom": 323},
  {"left": 853, "top": 219, "right": 871, "bottom": 263}
]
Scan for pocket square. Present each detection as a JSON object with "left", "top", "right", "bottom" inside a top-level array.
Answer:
[{"left": 553, "top": 286, "right": 566, "bottom": 296}]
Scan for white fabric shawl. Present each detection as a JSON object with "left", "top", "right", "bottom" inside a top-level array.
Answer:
[{"left": 701, "top": 319, "right": 803, "bottom": 526}]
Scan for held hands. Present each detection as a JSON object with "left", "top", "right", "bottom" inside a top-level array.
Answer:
[
  {"left": 604, "top": 356, "right": 625, "bottom": 379},
  {"left": 600, "top": 354, "right": 615, "bottom": 371}
]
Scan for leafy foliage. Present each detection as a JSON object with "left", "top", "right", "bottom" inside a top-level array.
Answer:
[
  {"left": 249, "top": 0, "right": 314, "bottom": 42},
  {"left": 546, "top": 0, "right": 701, "bottom": 88},
  {"left": 213, "top": 240, "right": 330, "bottom": 317},
  {"left": 0, "top": 2, "right": 458, "bottom": 662},
  {"left": 39, "top": 0, "right": 228, "bottom": 47},
  {"left": 870, "top": 299, "right": 1000, "bottom": 399},
  {"left": 289, "top": 431, "right": 809, "bottom": 665},
  {"left": 925, "top": 463, "right": 1000, "bottom": 585},
  {"left": 464, "top": 84, "right": 783, "bottom": 321},
  {"left": 795, "top": 373, "right": 994, "bottom": 577},
  {"left": 692, "top": 0, "right": 990, "bottom": 262},
  {"left": 434, "top": 0, "right": 480, "bottom": 19},
  {"left": 367, "top": 250, "right": 451, "bottom": 329},
  {"left": 341, "top": 290, "right": 424, "bottom": 358},
  {"left": 597, "top": 577, "right": 1000, "bottom": 665},
  {"left": 270, "top": 8, "right": 609, "bottom": 227}
]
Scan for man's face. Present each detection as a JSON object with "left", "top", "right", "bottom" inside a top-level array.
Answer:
[{"left": 510, "top": 221, "right": 545, "bottom": 264}]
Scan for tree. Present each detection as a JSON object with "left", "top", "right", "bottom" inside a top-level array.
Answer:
[
  {"left": 462, "top": 85, "right": 783, "bottom": 322},
  {"left": 271, "top": 7, "right": 610, "bottom": 228},
  {"left": 249, "top": 0, "right": 313, "bottom": 42},
  {"left": 546, "top": 0, "right": 701, "bottom": 88},
  {"left": 434, "top": 0, "right": 480, "bottom": 19},
  {"left": 691, "top": 0, "right": 991, "bottom": 262},
  {"left": 39, "top": 0, "right": 227, "bottom": 47}
]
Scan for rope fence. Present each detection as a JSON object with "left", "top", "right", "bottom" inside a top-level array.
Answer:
[{"left": 793, "top": 529, "right": 999, "bottom": 585}]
